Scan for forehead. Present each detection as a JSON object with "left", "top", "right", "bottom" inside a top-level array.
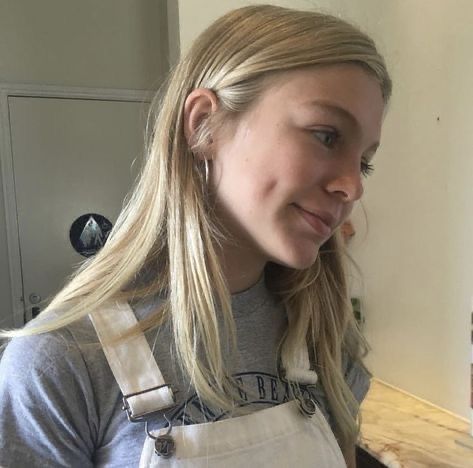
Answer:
[
  {"left": 254, "top": 64, "right": 385, "bottom": 135},
  {"left": 264, "top": 64, "right": 383, "bottom": 104}
]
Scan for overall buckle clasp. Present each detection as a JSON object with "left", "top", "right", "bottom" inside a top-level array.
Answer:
[{"left": 121, "top": 383, "right": 177, "bottom": 422}]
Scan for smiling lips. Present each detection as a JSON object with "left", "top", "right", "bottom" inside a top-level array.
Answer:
[{"left": 294, "top": 204, "right": 335, "bottom": 238}]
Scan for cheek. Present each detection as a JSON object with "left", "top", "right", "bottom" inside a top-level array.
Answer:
[
  {"left": 227, "top": 151, "right": 281, "bottom": 203},
  {"left": 250, "top": 177, "right": 278, "bottom": 204},
  {"left": 227, "top": 175, "right": 279, "bottom": 223},
  {"left": 246, "top": 162, "right": 312, "bottom": 215},
  {"left": 215, "top": 131, "right": 308, "bottom": 211},
  {"left": 215, "top": 161, "right": 278, "bottom": 217}
]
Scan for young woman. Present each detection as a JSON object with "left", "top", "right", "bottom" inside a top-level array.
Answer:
[{"left": 0, "top": 5, "right": 391, "bottom": 467}]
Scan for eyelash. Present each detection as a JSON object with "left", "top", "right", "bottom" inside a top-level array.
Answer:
[
  {"left": 361, "top": 160, "right": 375, "bottom": 177},
  {"left": 313, "top": 129, "right": 375, "bottom": 178}
]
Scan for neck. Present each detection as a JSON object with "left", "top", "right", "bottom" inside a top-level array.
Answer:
[{"left": 218, "top": 241, "right": 266, "bottom": 294}]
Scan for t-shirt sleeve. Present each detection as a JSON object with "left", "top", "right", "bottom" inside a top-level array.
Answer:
[
  {"left": 0, "top": 330, "right": 98, "bottom": 468},
  {"left": 343, "top": 354, "right": 372, "bottom": 405}
]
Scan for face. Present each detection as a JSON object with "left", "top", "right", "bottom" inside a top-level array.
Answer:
[{"left": 211, "top": 64, "right": 385, "bottom": 270}]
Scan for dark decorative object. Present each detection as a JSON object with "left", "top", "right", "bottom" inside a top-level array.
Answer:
[{"left": 69, "top": 213, "right": 112, "bottom": 257}]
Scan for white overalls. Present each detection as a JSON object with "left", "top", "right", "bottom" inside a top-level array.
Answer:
[{"left": 90, "top": 303, "right": 347, "bottom": 467}]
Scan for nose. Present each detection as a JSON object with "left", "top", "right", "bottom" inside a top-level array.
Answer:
[{"left": 325, "top": 166, "right": 364, "bottom": 202}]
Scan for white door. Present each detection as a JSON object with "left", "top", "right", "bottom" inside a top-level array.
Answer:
[{"left": 9, "top": 96, "right": 149, "bottom": 322}]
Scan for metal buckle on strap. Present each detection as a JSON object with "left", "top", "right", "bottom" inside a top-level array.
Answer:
[
  {"left": 145, "top": 415, "right": 175, "bottom": 459},
  {"left": 297, "top": 395, "right": 317, "bottom": 417},
  {"left": 121, "top": 384, "right": 177, "bottom": 422}
]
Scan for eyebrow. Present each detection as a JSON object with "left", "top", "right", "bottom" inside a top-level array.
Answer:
[
  {"left": 305, "top": 99, "right": 359, "bottom": 126},
  {"left": 304, "top": 99, "right": 380, "bottom": 156}
]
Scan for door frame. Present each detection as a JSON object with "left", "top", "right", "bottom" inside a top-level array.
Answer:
[{"left": 0, "top": 83, "right": 152, "bottom": 327}]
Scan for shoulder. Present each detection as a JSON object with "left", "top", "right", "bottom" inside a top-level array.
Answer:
[
  {"left": 1, "top": 323, "right": 86, "bottom": 377},
  {"left": 0, "top": 319, "right": 101, "bottom": 466},
  {"left": 1, "top": 311, "right": 104, "bottom": 373},
  {"left": 0, "top": 316, "right": 107, "bottom": 426},
  {"left": 0, "top": 308, "right": 122, "bottom": 417},
  {"left": 1, "top": 297, "right": 161, "bottom": 377},
  {"left": 0, "top": 309, "right": 145, "bottom": 466}
]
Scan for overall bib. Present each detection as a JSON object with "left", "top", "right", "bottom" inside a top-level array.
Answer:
[{"left": 90, "top": 303, "right": 347, "bottom": 467}]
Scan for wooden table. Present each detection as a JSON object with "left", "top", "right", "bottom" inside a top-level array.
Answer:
[{"left": 359, "top": 379, "right": 473, "bottom": 467}]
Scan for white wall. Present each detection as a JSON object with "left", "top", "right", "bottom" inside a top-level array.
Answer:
[
  {"left": 0, "top": 0, "right": 172, "bottom": 328},
  {"left": 349, "top": 0, "right": 473, "bottom": 420},
  {"left": 177, "top": 0, "right": 472, "bottom": 419}
]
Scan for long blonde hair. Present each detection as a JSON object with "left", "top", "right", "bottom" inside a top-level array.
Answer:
[{"left": 2, "top": 5, "right": 391, "bottom": 451}]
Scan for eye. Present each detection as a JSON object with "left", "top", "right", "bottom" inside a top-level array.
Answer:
[
  {"left": 313, "top": 129, "right": 339, "bottom": 148},
  {"left": 361, "top": 159, "right": 375, "bottom": 177}
]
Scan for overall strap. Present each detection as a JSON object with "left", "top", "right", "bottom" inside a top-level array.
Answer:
[
  {"left": 280, "top": 308, "right": 319, "bottom": 385},
  {"left": 89, "top": 301, "right": 175, "bottom": 421}
]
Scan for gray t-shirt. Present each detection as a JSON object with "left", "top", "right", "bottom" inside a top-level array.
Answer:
[{"left": 0, "top": 276, "right": 370, "bottom": 467}]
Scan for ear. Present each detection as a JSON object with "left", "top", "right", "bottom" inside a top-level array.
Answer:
[{"left": 183, "top": 88, "right": 219, "bottom": 156}]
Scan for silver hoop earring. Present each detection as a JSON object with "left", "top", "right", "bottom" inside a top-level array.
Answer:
[{"left": 204, "top": 159, "right": 210, "bottom": 184}]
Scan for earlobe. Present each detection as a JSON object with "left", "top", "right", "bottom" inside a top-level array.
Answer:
[{"left": 183, "top": 88, "right": 219, "bottom": 153}]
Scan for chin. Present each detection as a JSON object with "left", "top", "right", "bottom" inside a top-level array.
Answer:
[{"left": 271, "top": 246, "right": 321, "bottom": 271}]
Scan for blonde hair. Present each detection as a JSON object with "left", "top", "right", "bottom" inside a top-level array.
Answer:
[{"left": 1, "top": 4, "right": 391, "bottom": 453}]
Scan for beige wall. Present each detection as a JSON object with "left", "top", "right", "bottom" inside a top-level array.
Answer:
[
  {"left": 0, "top": 0, "right": 170, "bottom": 89},
  {"left": 349, "top": 0, "right": 473, "bottom": 420},
  {"left": 0, "top": 0, "right": 171, "bottom": 328},
  {"left": 177, "top": 0, "right": 472, "bottom": 419}
]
